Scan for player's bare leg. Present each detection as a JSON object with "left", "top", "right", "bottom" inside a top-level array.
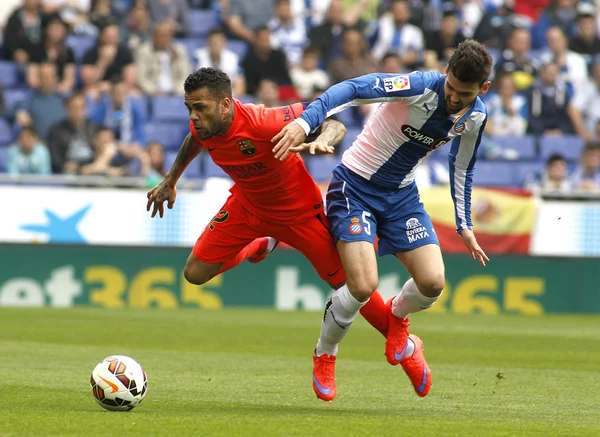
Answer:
[
  {"left": 312, "top": 241, "right": 378, "bottom": 401},
  {"left": 384, "top": 243, "right": 444, "bottom": 396},
  {"left": 184, "top": 237, "right": 277, "bottom": 285}
]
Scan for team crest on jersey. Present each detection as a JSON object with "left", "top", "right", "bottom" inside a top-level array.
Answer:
[
  {"left": 348, "top": 217, "right": 363, "bottom": 235},
  {"left": 453, "top": 122, "right": 466, "bottom": 134},
  {"left": 238, "top": 139, "right": 256, "bottom": 157}
]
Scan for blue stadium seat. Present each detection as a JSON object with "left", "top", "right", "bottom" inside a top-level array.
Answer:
[
  {"left": 152, "top": 96, "right": 190, "bottom": 122},
  {"left": 144, "top": 122, "right": 188, "bottom": 150},
  {"left": 227, "top": 40, "right": 248, "bottom": 58},
  {"left": 165, "top": 151, "right": 202, "bottom": 179},
  {"left": 0, "top": 146, "right": 7, "bottom": 172},
  {"left": 65, "top": 35, "right": 96, "bottom": 62},
  {"left": 514, "top": 161, "right": 544, "bottom": 187},
  {"left": 472, "top": 161, "right": 515, "bottom": 186},
  {"left": 0, "top": 118, "right": 14, "bottom": 146},
  {"left": 0, "top": 61, "right": 20, "bottom": 88},
  {"left": 306, "top": 155, "right": 339, "bottom": 182},
  {"left": 188, "top": 9, "right": 220, "bottom": 38},
  {"left": 489, "top": 135, "right": 537, "bottom": 160},
  {"left": 3, "top": 88, "right": 32, "bottom": 112},
  {"left": 332, "top": 107, "right": 362, "bottom": 129},
  {"left": 202, "top": 152, "right": 229, "bottom": 178},
  {"left": 539, "top": 135, "right": 584, "bottom": 162}
]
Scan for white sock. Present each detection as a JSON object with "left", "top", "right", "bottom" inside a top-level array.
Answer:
[
  {"left": 316, "top": 285, "right": 366, "bottom": 357},
  {"left": 266, "top": 237, "right": 278, "bottom": 253},
  {"left": 391, "top": 278, "right": 440, "bottom": 319}
]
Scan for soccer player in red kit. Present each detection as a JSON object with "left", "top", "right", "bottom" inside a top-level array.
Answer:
[{"left": 146, "top": 68, "right": 390, "bottom": 402}]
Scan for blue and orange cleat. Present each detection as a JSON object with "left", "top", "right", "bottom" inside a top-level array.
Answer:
[
  {"left": 312, "top": 351, "right": 336, "bottom": 402},
  {"left": 401, "top": 334, "right": 432, "bottom": 397},
  {"left": 248, "top": 238, "right": 279, "bottom": 263},
  {"left": 385, "top": 297, "right": 410, "bottom": 366}
]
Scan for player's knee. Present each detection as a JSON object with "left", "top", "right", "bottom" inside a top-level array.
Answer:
[
  {"left": 347, "top": 276, "right": 378, "bottom": 302},
  {"left": 415, "top": 273, "right": 445, "bottom": 298},
  {"left": 183, "top": 263, "right": 211, "bottom": 286}
]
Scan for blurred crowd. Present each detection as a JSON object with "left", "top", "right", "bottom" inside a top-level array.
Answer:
[{"left": 0, "top": 0, "right": 599, "bottom": 193}]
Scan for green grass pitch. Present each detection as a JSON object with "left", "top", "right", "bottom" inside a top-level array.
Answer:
[{"left": 0, "top": 308, "right": 599, "bottom": 437}]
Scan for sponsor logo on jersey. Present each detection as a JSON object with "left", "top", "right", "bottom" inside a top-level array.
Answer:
[
  {"left": 221, "top": 162, "right": 270, "bottom": 179},
  {"left": 405, "top": 217, "right": 430, "bottom": 243},
  {"left": 238, "top": 138, "right": 257, "bottom": 156},
  {"left": 383, "top": 76, "right": 410, "bottom": 92},
  {"left": 348, "top": 217, "right": 363, "bottom": 235},
  {"left": 401, "top": 125, "right": 450, "bottom": 150}
]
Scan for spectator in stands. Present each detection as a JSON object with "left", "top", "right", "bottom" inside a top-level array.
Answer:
[
  {"left": 495, "top": 27, "right": 538, "bottom": 92},
  {"left": 570, "top": 142, "right": 600, "bottom": 191},
  {"left": 83, "top": 21, "right": 134, "bottom": 83},
  {"left": 328, "top": 28, "right": 377, "bottom": 84},
  {"left": 147, "top": 0, "right": 189, "bottom": 38},
  {"left": 79, "top": 64, "right": 109, "bottom": 104},
  {"left": 195, "top": 28, "right": 245, "bottom": 97},
  {"left": 47, "top": 92, "right": 97, "bottom": 173},
  {"left": 268, "top": 0, "right": 307, "bottom": 67},
  {"left": 27, "top": 14, "right": 75, "bottom": 94},
  {"left": 525, "top": 61, "right": 575, "bottom": 136},
  {"left": 371, "top": 0, "right": 424, "bottom": 69},
  {"left": 290, "top": 46, "right": 329, "bottom": 100},
  {"left": 2, "top": 0, "right": 45, "bottom": 63},
  {"left": 135, "top": 20, "right": 190, "bottom": 96},
  {"left": 485, "top": 74, "right": 528, "bottom": 137},
  {"left": 531, "top": 0, "right": 579, "bottom": 49},
  {"left": 89, "top": 80, "right": 146, "bottom": 149},
  {"left": 241, "top": 26, "right": 291, "bottom": 96},
  {"left": 308, "top": 0, "right": 362, "bottom": 68},
  {"left": 42, "top": 0, "right": 95, "bottom": 35},
  {"left": 79, "top": 126, "right": 127, "bottom": 176},
  {"left": 224, "top": 0, "right": 275, "bottom": 43},
  {"left": 425, "top": 4, "right": 466, "bottom": 66},
  {"left": 141, "top": 141, "right": 165, "bottom": 177},
  {"left": 525, "top": 153, "right": 572, "bottom": 193},
  {"left": 124, "top": 4, "right": 151, "bottom": 51},
  {"left": 6, "top": 126, "right": 51, "bottom": 175},
  {"left": 379, "top": 52, "right": 406, "bottom": 74},
  {"left": 568, "top": 3, "right": 600, "bottom": 63},
  {"left": 89, "top": 0, "right": 112, "bottom": 31},
  {"left": 568, "top": 61, "right": 600, "bottom": 142},
  {"left": 256, "top": 79, "right": 281, "bottom": 108},
  {"left": 16, "top": 62, "right": 65, "bottom": 140},
  {"left": 541, "top": 26, "right": 588, "bottom": 101}
]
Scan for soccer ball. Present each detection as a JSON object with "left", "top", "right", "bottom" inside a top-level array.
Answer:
[{"left": 90, "top": 355, "right": 147, "bottom": 411}]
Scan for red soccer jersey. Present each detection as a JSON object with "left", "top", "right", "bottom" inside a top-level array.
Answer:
[{"left": 190, "top": 100, "right": 324, "bottom": 223}]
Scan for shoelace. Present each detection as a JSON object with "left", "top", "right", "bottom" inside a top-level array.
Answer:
[{"left": 315, "top": 356, "right": 335, "bottom": 383}]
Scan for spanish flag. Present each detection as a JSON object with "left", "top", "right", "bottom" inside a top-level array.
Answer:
[{"left": 420, "top": 186, "right": 536, "bottom": 254}]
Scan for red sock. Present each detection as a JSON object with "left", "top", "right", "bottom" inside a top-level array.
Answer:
[
  {"left": 360, "top": 290, "right": 389, "bottom": 338},
  {"left": 215, "top": 237, "right": 267, "bottom": 276}
]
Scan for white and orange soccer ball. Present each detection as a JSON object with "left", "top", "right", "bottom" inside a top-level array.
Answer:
[{"left": 90, "top": 355, "right": 148, "bottom": 411}]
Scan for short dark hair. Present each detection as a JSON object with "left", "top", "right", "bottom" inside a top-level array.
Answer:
[
  {"left": 547, "top": 153, "right": 566, "bottom": 165},
  {"left": 19, "top": 126, "right": 38, "bottom": 137},
  {"left": 302, "top": 45, "right": 321, "bottom": 58},
  {"left": 254, "top": 25, "right": 270, "bottom": 36},
  {"left": 184, "top": 68, "right": 232, "bottom": 99},
  {"left": 65, "top": 91, "right": 86, "bottom": 106},
  {"left": 207, "top": 27, "right": 226, "bottom": 38},
  {"left": 447, "top": 39, "right": 493, "bottom": 86}
]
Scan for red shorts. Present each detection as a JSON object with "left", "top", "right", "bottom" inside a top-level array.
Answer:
[{"left": 193, "top": 194, "right": 345, "bottom": 287}]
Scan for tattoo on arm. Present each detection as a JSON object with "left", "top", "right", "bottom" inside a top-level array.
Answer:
[
  {"left": 314, "top": 119, "right": 347, "bottom": 147},
  {"left": 166, "top": 133, "right": 202, "bottom": 184}
]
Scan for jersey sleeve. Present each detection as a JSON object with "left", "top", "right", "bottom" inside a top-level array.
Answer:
[
  {"left": 257, "top": 102, "right": 307, "bottom": 137},
  {"left": 448, "top": 112, "right": 487, "bottom": 234},
  {"left": 295, "top": 71, "right": 431, "bottom": 134}
]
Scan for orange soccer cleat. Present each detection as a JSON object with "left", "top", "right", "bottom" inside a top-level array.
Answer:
[
  {"left": 248, "top": 238, "right": 279, "bottom": 263},
  {"left": 401, "top": 334, "right": 432, "bottom": 397},
  {"left": 385, "top": 297, "right": 410, "bottom": 366},
  {"left": 312, "top": 351, "right": 336, "bottom": 402}
]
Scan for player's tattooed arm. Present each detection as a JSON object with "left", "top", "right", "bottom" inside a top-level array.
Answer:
[
  {"left": 314, "top": 119, "right": 347, "bottom": 148},
  {"left": 165, "top": 132, "right": 203, "bottom": 185}
]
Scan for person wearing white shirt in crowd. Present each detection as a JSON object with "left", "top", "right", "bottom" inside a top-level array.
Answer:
[
  {"left": 290, "top": 46, "right": 330, "bottom": 100},
  {"left": 268, "top": 0, "right": 307, "bottom": 67},
  {"left": 568, "top": 61, "right": 600, "bottom": 142},
  {"left": 371, "top": 0, "right": 424, "bottom": 68},
  {"left": 485, "top": 73, "right": 528, "bottom": 136},
  {"left": 195, "top": 28, "right": 245, "bottom": 97},
  {"left": 525, "top": 153, "right": 572, "bottom": 194}
]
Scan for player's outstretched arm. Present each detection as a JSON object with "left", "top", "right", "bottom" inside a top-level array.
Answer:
[
  {"left": 279, "top": 119, "right": 347, "bottom": 159},
  {"left": 146, "top": 133, "right": 202, "bottom": 218}
]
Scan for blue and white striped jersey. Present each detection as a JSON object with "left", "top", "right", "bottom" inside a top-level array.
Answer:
[{"left": 295, "top": 70, "right": 487, "bottom": 232}]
